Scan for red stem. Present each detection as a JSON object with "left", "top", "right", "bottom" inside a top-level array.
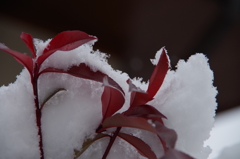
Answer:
[
  {"left": 32, "top": 64, "right": 44, "bottom": 159},
  {"left": 102, "top": 127, "right": 121, "bottom": 159}
]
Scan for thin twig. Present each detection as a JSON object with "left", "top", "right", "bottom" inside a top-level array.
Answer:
[
  {"left": 32, "top": 64, "right": 44, "bottom": 159},
  {"left": 102, "top": 127, "right": 121, "bottom": 159}
]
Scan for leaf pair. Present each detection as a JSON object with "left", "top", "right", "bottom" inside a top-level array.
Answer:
[
  {"left": 100, "top": 48, "right": 169, "bottom": 124},
  {"left": 0, "top": 31, "right": 97, "bottom": 81},
  {"left": 128, "top": 48, "right": 169, "bottom": 108},
  {"left": 97, "top": 113, "right": 176, "bottom": 157},
  {"left": 38, "top": 31, "right": 96, "bottom": 66}
]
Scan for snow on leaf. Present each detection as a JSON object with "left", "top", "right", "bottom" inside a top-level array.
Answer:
[
  {"left": 147, "top": 48, "right": 169, "bottom": 98},
  {"left": 118, "top": 132, "right": 157, "bottom": 159},
  {"left": 39, "top": 63, "right": 124, "bottom": 94},
  {"left": 127, "top": 79, "right": 153, "bottom": 107},
  {"left": 37, "top": 30, "right": 97, "bottom": 66},
  {"left": 0, "top": 43, "right": 33, "bottom": 77},
  {"left": 97, "top": 114, "right": 157, "bottom": 134},
  {"left": 20, "top": 32, "right": 36, "bottom": 58}
]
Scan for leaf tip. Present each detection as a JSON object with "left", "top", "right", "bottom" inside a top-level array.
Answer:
[{"left": 0, "top": 43, "right": 8, "bottom": 49}]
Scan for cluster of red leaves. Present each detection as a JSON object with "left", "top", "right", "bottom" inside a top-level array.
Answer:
[
  {"left": 91, "top": 48, "right": 194, "bottom": 159},
  {"left": 0, "top": 31, "right": 194, "bottom": 159}
]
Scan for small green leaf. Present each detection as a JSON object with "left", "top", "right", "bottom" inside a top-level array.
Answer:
[
  {"left": 40, "top": 88, "right": 66, "bottom": 109},
  {"left": 74, "top": 133, "right": 110, "bottom": 159}
]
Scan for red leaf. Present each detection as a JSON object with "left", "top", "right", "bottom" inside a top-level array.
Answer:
[
  {"left": 127, "top": 79, "right": 153, "bottom": 107},
  {"left": 39, "top": 63, "right": 124, "bottom": 94},
  {"left": 37, "top": 30, "right": 96, "bottom": 66},
  {"left": 147, "top": 48, "right": 169, "bottom": 98},
  {"left": 160, "top": 149, "right": 194, "bottom": 159},
  {"left": 0, "top": 43, "right": 33, "bottom": 76},
  {"left": 124, "top": 104, "right": 167, "bottom": 119},
  {"left": 155, "top": 122, "right": 177, "bottom": 149},
  {"left": 101, "top": 86, "right": 125, "bottom": 122},
  {"left": 97, "top": 114, "right": 157, "bottom": 134},
  {"left": 20, "top": 32, "right": 36, "bottom": 58},
  {"left": 118, "top": 132, "right": 157, "bottom": 159},
  {"left": 130, "top": 91, "right": 153, "bottom": 108}
]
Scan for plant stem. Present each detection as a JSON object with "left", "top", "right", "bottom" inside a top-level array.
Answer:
[
  {"left": 102, "top": 127, "right": 121, "bottom": 159},
  {"left": 32, "top": 64, "right": 44, "bottom": 159}
]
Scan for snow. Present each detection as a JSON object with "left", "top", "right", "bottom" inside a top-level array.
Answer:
[
  {"left": 150, "top": 47, "right": 170, "bottom": 68},
  {"left": 216, "top": 142, "right": 240, "bottom": 159},
  {"left": 0, "top": 34, "right": 218, "bottom": 159},
  {"left": 39, "top": 73, "right": 103, "bottom": 159},
  {"left": 205, "top": 106, "right": 240, "bottom": 159},
  {"left": 0, "top": 71, "right": 40, "bottom": 159}
]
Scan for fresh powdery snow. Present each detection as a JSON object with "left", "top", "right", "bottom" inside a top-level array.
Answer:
[
  {"left": 149, "top": 52, "right": 217, "bottom": 158},
  {"left": 0, "top": 33, "right": 217, "bottom": 159}
]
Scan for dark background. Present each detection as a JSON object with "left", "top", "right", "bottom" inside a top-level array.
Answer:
[{"left": 0, "top": 0, "right": 240, "bottom": 113}]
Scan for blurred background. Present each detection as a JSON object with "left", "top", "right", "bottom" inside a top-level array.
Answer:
[{"left": 0, "top": 0, "right": 240, "bottom": 113}]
